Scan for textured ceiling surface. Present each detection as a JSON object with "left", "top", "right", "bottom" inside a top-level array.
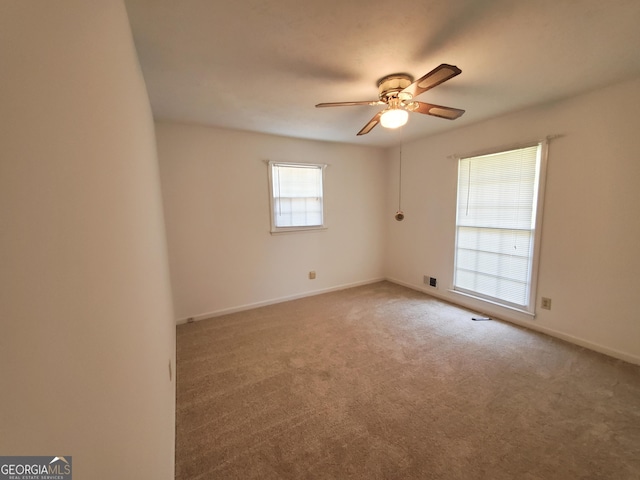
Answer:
[{"left": 125, "top": 0, "right": 640, "bottom": 147}]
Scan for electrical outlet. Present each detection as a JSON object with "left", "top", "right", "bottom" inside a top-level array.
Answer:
[
  {"left": 309, "top": 271, "right": 316, "bottom": 280},
  {"left": 541, "top": 297, "right": 552, "bottom": 310}
]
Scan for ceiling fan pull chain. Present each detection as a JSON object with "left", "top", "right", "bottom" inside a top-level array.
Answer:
[
  {"left": 399, "top": 144, "right": 402, "bottom": 211},
  {"left": 395, "top": 142, "right": 405, "bottom": 221}
]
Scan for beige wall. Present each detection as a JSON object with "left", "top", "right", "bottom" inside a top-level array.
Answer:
[
  {"left": 384, "top": 77, "right": 640, "bottom": 364},
  {"left": 156, "top": 122, "right": 387, "bottom": 321},
  {"left": 0, "top": 2, "right": 175, "bottom": 478}
]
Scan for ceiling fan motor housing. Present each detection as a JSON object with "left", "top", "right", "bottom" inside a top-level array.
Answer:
[{"left": 377, "top": 74, "right": 413, "bottom": 101}]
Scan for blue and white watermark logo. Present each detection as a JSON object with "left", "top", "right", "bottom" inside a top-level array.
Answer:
[{"left": 0, "top": 456, "right": 72, "bottom": 480}]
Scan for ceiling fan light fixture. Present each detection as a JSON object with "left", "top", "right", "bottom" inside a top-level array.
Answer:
[{"left": 380, "top": 108, "right": 408, "bottom": 129}]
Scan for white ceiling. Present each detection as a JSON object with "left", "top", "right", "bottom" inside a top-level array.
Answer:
[{"left": 125, "top": 0, "right": 640, "bottom": 147}]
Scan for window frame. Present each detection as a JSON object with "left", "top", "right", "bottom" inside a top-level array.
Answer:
[
  {"left": 451, "top": 140, "right": 549, "bottom": 315},
  {"left": 268, "top": 161, "right": 327, "bottom": 234}
]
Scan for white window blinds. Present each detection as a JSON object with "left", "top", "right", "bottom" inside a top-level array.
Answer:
[
  {"left": 269, "top": 162, "right": 324, "bottom": 232},
  {"left": 454, "top": 144, "right": 542, "bottom": 310}
]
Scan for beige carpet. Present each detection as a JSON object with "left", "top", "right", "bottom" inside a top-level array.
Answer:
[{"left": 176, "top": 281, "right": 640, "bottom": 479}]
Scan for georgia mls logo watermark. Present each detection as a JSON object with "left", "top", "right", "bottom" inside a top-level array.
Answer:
[{"left": 0, "top": 456, "right": 72, "bottom": 480}]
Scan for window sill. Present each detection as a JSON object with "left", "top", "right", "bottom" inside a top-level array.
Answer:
[
  {"left": 448, "top": 289, "right": 536, "bottom": 318},
  {"left": 270, "top": 226, "right": 327, "bottom": 235}
]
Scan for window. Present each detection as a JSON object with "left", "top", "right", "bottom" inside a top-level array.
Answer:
[
  {"left": 268, "top": 162, "right": 325, "bottom": 233},
  {"left": 453, "top": 143, "right": 546, "bottom": 313}
]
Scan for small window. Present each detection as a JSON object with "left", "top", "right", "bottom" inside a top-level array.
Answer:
[
  {"left": 268, "top": 162, "right": 325, "bottom": 233},
  {"left": 453, "top": 143, "right": 547, "bottom": 313}
]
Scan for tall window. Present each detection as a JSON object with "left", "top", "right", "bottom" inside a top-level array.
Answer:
[
  {"left": 453, "top": 143, "right": 546, "bottom": 313},
  {"left": 268, "top": 162, "right": 325, "bottom": 233}
]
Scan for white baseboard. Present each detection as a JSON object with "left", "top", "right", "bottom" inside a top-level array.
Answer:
[
  {"left": 385, "top": 277, "right": 640, "bottom": 366},
  {"left": 176, "top": 277, "right": 385, "bottom": 325}
]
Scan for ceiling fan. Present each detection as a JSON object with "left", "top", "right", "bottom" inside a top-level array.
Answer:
[{"left": 316, "top": 64, "right": 465, "bottom": 135}]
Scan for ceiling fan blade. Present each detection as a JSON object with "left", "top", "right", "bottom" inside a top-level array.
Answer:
[
  {"left": 316, "top": 100, "right": 382, "bottom": 108},
  {"left": 357, "top": 112, "right": 382, "bottom": 135},
  {"left": 402, "top": 64, "right": 461, "bottom": 98},
  {"left": 412, "top": 102, "right": 465, "bottom": 120}
]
